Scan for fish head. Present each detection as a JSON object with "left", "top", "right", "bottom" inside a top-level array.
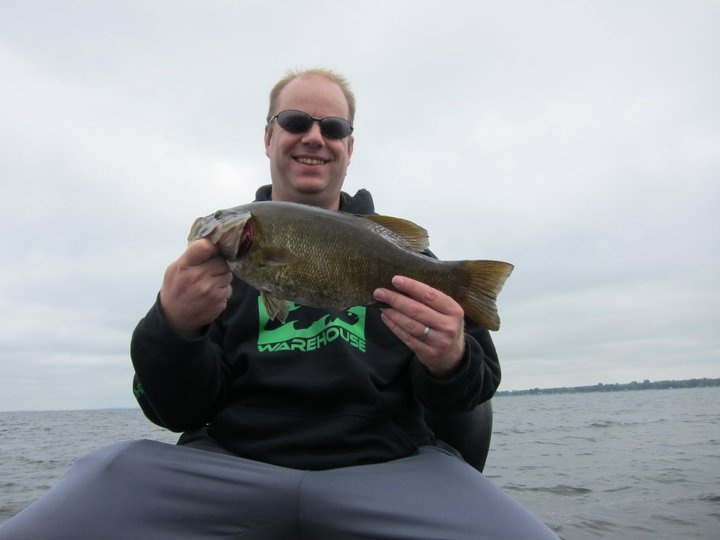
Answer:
[{"left": 188, "top": 207, "right": 254, "bottom": 261}]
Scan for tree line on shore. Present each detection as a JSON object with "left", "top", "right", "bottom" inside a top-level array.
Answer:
[{"left": 497, "top": 377, "right": 720, "bottom": 396}]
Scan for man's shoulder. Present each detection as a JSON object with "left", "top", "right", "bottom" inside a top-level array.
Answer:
[{"left": 340, "top": 188, "right": 375, "bottom": 214}]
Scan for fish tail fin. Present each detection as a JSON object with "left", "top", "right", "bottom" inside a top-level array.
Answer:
[{"left": 456, "top": 260, "right": 514, "bottom": 331}]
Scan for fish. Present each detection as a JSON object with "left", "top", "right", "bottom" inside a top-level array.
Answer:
[{"left": 188, "top": 201, "right": 514, "bottom": 331}]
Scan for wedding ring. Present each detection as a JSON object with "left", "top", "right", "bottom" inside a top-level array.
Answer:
[{"left": 420, "top": 326, "right": 432, "bottom": 340}]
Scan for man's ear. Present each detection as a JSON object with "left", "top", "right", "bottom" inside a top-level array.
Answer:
[
  {"left": 264, "top": 125, "right": 273, "bottom": 158},
  {"left": 347, "top": 135, "right": 354, "bottom": 162}
]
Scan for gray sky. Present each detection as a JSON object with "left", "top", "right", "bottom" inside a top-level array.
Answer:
[{"left": 1, "top": 1, "right": 718, "bottom": 411}]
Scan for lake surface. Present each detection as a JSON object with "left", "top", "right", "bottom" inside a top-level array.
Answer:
[
  {"left": 488, "top": 387, "right": 719, "bottom": 538},
  {"left": 1, "top": 387, "right": 718, "bottom": 538}
]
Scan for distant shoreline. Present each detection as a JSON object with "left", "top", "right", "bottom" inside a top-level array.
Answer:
[{"left": 497, "top": 377, "right": 720, "bottom": 396}]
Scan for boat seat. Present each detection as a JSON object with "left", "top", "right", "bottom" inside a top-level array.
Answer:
[{"left": 424, "top": 399, "right": 493, "bottom": 472}]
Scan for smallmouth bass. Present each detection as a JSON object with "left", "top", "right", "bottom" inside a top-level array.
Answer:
[{"left": 189, "top": 201, "right": 513, "bottom": 331}]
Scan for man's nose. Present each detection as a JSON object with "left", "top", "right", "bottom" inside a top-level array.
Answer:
[{"left": 301, "top": 121, "right": 324, "bottom": 145}]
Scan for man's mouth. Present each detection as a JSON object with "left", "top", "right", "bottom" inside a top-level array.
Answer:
[{"left": 294, "top": 156, "right": 327, "bottom": 165}]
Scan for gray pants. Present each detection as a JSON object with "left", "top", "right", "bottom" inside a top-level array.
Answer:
[{"left": 0, "top": 439, "right": 558, "bottom": 540}]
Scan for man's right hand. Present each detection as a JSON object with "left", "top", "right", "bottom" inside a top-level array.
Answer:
[{"left": 159, "top": 239, "right": 233, "bottom": 337}]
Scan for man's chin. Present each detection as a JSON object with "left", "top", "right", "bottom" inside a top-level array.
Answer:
[
  {"left": 292, "top": 178, "right": 329, "bottom": 194},
  {"left": 285, "top": 179, "right": 343, "bottom": 209}
]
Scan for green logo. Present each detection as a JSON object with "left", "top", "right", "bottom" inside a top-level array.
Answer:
[{"left": 257, "top": 298, "right": 366, "bottom": 353}]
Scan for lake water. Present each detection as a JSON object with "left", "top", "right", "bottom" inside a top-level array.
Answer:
[{"left": 1, "top": 387, "right": 718, "bottom": 539}]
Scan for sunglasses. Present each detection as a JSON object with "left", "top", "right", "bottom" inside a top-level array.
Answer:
[{"left": 268, "top": 109, "right": 354, "bottom": 140}]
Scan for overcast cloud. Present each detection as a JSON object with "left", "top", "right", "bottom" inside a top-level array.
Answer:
[{"left": 1, "top": 0, "right": 718, "bottom": 411}]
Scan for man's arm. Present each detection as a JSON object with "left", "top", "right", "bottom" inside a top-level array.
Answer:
[{"left": 130, "top": 240, "right": 234, "bottom": 431}]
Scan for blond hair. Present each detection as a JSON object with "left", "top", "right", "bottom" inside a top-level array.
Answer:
[{"left": 266, "top": 68, "right": 356, "bottom": 124}]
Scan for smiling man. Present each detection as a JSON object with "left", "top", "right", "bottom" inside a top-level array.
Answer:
[
  {"left": 0, "top": 69, "right": 558, "bottom": 540},
  {"left": 264, "top": 72, "right": 354, "bottom": 209}
]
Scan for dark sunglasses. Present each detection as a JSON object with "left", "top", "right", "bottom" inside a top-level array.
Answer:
[{"left": 268, "top": 109, "right": 354, "bottom": 140}]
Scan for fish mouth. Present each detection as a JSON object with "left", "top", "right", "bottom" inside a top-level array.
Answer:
[
  {"left": 215, "top": 220, "right": 253, "bottom": 261},
  {"left": 189, "top": 212, "right": 253, "bottom": 261},
  {"left": 235, "top": 223, "right": 253, "bottom": 259}
]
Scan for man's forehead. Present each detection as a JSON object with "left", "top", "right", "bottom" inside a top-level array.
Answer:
[{"left": 276, "top": 75, "right": 349, "bottom": 117}]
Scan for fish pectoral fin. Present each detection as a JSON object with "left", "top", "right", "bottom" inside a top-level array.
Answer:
[
  {"left": 361, "top": 215, "right": 430, "bottom": 252},
  {"left": 261, "top": 291, "right": 290, "bottom": 322},
  {"left": 255, "top": 247, "right": 298, "bottom": 267}
]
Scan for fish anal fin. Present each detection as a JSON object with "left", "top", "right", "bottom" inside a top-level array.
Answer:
[
  {"left": 361, "top": 215, "right": 430, "bottom": 252},
  {"left": 261, "top": 291, "right": 290, "bottom": 322}
]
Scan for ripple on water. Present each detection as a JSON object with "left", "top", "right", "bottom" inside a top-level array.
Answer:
[{"left": 504, "top": 483, "right": 593, "bottom": 496}]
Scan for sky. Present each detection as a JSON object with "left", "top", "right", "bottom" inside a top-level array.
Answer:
[{"left": 0, "top": 1, "right": 718, "bottom": 411}]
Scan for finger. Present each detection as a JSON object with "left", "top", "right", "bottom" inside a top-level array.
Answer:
[
  {"left": 183, "top": 239, "right": 221, "bottom": 267},
  {"left": 185, "top": 240, "right": 231, "bottom": 280},
  {"left": 373, "top": 284, "right": 429, "bottom": 322},
  {"left": 373, "top": 285, "right": 443, "bottom": 336},
  {"left": 389, "top": 275, "right": 459, "bottom": 316},
  {"left": 379, "top": 304, "right": 434, "bottom": 341},
  {"left": 380, "top": 311, "right": 434, "bottom": 349},
  {"left": 205, "top": 256, "right": 233, "bottom": 278},
  {"left": 220, "top": 282, "right": 234, "bottom": 300}
]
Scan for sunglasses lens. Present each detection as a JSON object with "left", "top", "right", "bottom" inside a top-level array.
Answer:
[
  {"left": 319, "top": 118, "right": 353, "bottom": 139},
  {"left": 276, "top": 111, "right": 313, "bottom": 134},
  {"left": 275, "top": 110, "right": 352, "bottom": 139}
]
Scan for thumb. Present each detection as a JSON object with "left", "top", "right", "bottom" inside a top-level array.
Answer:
[{"left": 183, "top": 239, "right": 221, "bottom": 267}]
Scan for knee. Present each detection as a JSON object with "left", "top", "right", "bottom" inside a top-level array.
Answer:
[{"left": 73, "top": 439, "right": 155, "bottom": 477}]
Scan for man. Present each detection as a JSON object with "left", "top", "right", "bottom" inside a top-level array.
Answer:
[{"left": 0, "top": 69, "right": 558, "bottom": 539}]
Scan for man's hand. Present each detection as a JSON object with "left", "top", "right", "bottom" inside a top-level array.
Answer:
[
  {"left": 373, "top": 276, "right": 466, "bottom": 377},
  {"left": 159, "top": 239, "right": 233, "bottom": 337}
]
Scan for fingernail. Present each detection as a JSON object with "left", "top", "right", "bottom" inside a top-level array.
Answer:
[{"left": 392, "top": 276, "right": 405, "bottom": 287}]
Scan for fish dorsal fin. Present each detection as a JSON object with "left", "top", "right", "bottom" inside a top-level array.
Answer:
[{"left": 361, "top": 215, "right": 430, "bottom": 252}]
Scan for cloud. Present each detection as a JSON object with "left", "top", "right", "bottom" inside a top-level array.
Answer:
[{"left": 0, "top": 0, "right": 718, "bottom": 409}]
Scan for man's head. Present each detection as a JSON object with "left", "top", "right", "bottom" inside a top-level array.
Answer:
[
  {"left": 264, "top": 69, "right": 355, "bottom": 210},
  {"left": 266, "top": 68, "right": 356, "bottom": 126}
]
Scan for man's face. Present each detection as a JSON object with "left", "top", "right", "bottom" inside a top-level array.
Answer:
[{"left": 264, "top": 75, "right": 354, "bottom": 210}]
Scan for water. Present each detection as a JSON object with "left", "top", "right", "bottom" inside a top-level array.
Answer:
[
  {"left": 0, "top": 409, "right": 178, "bottom": 520},
  {"left": 487, "top": 387, "right": 720, "bottom": 539},
  {"left": 1, "top": 388, "right": 718, "bottom": 539}
]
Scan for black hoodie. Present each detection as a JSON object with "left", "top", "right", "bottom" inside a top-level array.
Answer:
[{"left": 131, "top": 186, "right": 501, "bottom": 470}]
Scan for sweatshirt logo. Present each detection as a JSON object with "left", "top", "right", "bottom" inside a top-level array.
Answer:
[{"left": 257, "top": 298, "right": 367, "bottom": 353}]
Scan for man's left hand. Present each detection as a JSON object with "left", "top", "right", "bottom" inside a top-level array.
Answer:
[{"left": 373, "top": 276, "right": 466, "bottom": 377}]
